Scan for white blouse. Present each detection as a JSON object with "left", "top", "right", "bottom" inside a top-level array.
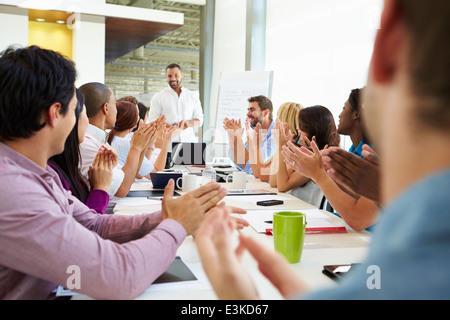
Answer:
[{"left": 111, "top": 136, "right": 154, "bottom": 177}]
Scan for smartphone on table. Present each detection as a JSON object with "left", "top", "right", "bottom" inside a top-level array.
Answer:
[
  {"left": 256, "top": 200, "right": 284, "bottom": 206},
  {"left": 322, "top": 264, "right": 361, "bottom": 281}
]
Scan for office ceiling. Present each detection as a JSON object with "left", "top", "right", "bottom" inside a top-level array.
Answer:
[{"left": 105, "top": 0, "right": 201, "bottom": 104}]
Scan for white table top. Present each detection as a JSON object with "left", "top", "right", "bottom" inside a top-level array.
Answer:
[{"left": 73, "top": 175, "right": 371, "bottom": 300}]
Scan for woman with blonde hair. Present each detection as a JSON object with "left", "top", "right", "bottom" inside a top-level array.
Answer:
[
  {"left": 266, "top": 102, "right": 302, "bottom": 183},
  {"left": 270, "top": 105, "right": 340, "bottom": 208},
  {"left": 276, "top": 102, "right": 302, "bottom": 138},
  {"left": 257, "top": 102, "right": 302, "bottom": 182}
]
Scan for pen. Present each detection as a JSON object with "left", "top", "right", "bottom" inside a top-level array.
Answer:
[
  {"left": 228, "top": 190, "right": 245, "bottom": 193},
  {"left": 294, "top": 135, "right": 302, "bottom": 147},
  {"left": 264, "top": 220, "right": 273, "bottom": 224}
]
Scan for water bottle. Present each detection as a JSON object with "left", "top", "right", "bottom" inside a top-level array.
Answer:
[{"left": 202, "top": 164, "right": 216, "bottom": 185}]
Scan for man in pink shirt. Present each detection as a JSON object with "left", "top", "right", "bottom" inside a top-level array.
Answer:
[{"left": 0, "top": 46, "right": 240, "bottom": 300}]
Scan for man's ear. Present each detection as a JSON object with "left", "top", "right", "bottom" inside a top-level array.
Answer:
[
  {"left": 371, "top": 0, "right": 405, "bottom": 84},
  {"left": 46, "top": 102, "right": 62, "bottom": 128},
  {"left": 263, "top": 109, "right": 270, "bottom": 119},
  {"left": 102, "top": 103, "right": 109, "bottom": 115}
]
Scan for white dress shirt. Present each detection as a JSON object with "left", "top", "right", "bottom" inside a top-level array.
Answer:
[
  {"left": 149, "top": 86, "right": 204, "bottom": 143},
  {"left": 79, "top": 124, "right": 125, "bottom": 196}
]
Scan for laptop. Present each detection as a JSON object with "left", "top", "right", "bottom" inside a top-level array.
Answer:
[{"left": 170, "top": 142, "right": 206, "bottom": 166}]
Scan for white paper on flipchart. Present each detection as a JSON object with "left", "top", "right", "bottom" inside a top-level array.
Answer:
[{"left": 214, "top": 71, "right": 274, "bottom": 144}]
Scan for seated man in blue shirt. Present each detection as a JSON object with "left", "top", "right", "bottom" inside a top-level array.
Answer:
[
  {"left": 224, "top": 95, "right": 276, "bottom": 181},
  {"left": 195, "top": 0, "right": 450, "bottom": 300}
]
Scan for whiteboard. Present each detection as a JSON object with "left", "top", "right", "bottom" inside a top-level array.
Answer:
[{"left": 214, "top": 71, "right": 274, "bottom": 143}]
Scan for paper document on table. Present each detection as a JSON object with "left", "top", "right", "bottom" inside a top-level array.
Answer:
[
  {"left": 243, "top": 208, "right": 346, "bottom": 234},
  {"left": 115, "top": 197, "right": 161, "bottom": 207},
  {"left": 229, "top": 195, "right": 292, "bottom": 203},
  {"left": 130, "top": 178, "right": 153, "bottom": 190}
]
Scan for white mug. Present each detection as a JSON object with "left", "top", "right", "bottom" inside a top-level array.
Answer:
[
  {"left": 176, "top": 175, "right": 201, "bottom": 193},
  {"left": 226, "top": 171, "right": 247, "bottom": 189}
]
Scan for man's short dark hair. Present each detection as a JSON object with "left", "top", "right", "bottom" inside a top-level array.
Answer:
[
  {"left": 166, "top": 63, "right": 182, "bottom": 71},
  {"left": 248, "top": 95, "right": 273, "bottom": 121},
  {"left": 78, "top": 82, "right": 112, "bottom": 118},
  {"left": 398, "top": 0, "right": 450, "bottom": 130},
  {"left": 0, "top": 45, "right": 76, "bottom": 141}
]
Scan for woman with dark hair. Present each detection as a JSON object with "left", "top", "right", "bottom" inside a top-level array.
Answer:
[
  {"left": 337, "top": 88, "right": 372, "bottom": 157},
  {"left": 271, "top": 105, "right": 340, "bottom": 207},
  {"left": 48, "top": 89, "right": 115, "bottom": 214},
  {"left": 297, "top": 105, "right": 340, "bottom": 150},
  {"left": 109, "top": 101, "right": 173, "bottom": 179},
  {"left": 281, "top": 104, "right": 379, "bottom": 231}
]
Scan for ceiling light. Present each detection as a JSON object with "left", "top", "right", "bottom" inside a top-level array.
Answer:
[
  {"left": 56, "top": 20, "right": 66, "bottom": 24},
  {"left": 36, "top": 18, "right": 46, "bottom": 22}
]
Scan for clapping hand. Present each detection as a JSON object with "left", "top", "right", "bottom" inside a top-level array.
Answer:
[
  {"left": 88, "top": 144, "right": 117, "bottom": 192},
  {"left": 223, "top": 118, "right": 244, "bottom": 138},
  {"left": 274, "top": 120, "right": 293, "bottom": 148},
  {"left": 132, "top": 116, "right": 166, "bottom": 152},
  {"left": 245, "top": 118, "right": 262, "bottom": 143},
  {"left": 195, "top": 208, "right": 309, "bottom": 300},
  {"left": 177, "top": 120, "right": 188, "bottom": 130},
  {"left": 281, "top": 138, "right": 325, "bottom": 181},
  {"left": 161, "top": 180, "right": 227, "bottom": 236},
  {"left": 322, "top": 145, "right": 380, "bottom": 203}
]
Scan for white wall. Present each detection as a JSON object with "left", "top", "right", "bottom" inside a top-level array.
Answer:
[
  {"left": 72, "top": 14, "right": 106, "bottom": 87},
  {"left": 207, "top": 0, "right": 247, "bottom": 160},
  {"left": 208, "top": 0, "right": 247, "bottom": 131},
  {"left": 266, "top": 0, "right": 382, "bottom": 148},
  {"left": 209, "top": 0, "right": 382, "bottom": 155},
  {"left": 0, "top": 6, "right": 28, "bottom": 52}
]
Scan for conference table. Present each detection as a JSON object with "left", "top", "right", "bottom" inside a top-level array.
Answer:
[{"left": 73, "top": 166, "right": 371, "bottom": 300}]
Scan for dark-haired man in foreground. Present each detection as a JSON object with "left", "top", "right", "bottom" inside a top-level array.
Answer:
[{"left": 0, "top": 46, "right": 243, "bottom": 300}]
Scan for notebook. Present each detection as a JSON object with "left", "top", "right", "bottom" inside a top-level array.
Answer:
[{"left": 153, "top": 257, "right": 197, "bottom": 284}]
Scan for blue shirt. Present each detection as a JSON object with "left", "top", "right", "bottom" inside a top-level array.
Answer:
[
  {"left": 302, "top": 170, "right": 450, "bottom": 300},
  {"left": 239, "top": 121, "right": 276, "bottom": 175},
  {"left": 349, "top": 138, "right": 370, "bottom": 158}
]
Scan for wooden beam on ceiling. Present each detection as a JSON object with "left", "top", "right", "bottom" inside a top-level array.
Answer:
[{"left": 105, "top": 16, "right": 182, "bottom": 63}]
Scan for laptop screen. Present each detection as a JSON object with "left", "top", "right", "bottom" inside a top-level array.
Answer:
[{"left": 171, "top": 142, "right": 206, "bottom": 165}]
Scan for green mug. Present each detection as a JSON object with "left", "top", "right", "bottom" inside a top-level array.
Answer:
[{"left": 273, "top": 211, "right": 306, "bottom": 264}]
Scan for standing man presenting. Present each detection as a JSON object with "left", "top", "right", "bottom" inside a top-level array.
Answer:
[{"left": 149, "top": 63, "right": 204, "bottom": 143}]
